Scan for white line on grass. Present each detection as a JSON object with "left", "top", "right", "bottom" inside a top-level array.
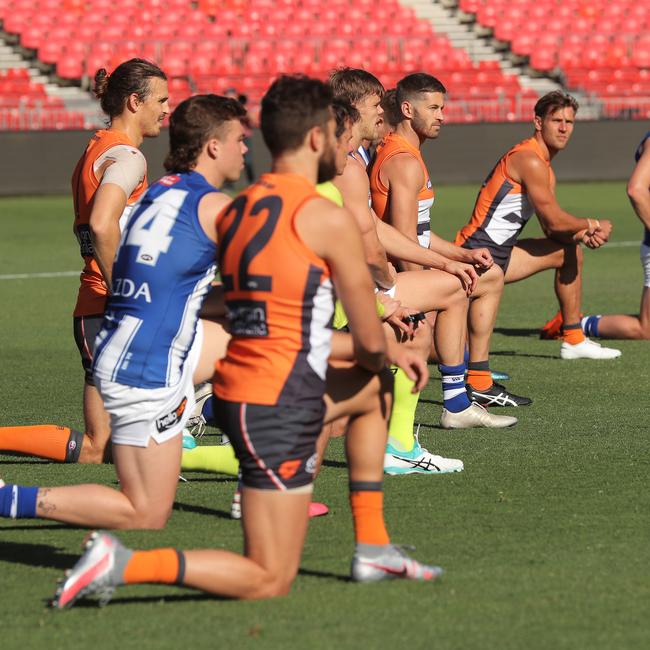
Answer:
[
  {"left": 0, "top": 270, "right": 79, "bottom": 280},
  {"left": 0, "top": 240, "right": 642, "bottom": 280},
  {"left": 604, "top": 240, "right": 640, "bottom": 248}
]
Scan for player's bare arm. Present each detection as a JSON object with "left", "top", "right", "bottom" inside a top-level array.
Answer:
[
  {"left": 511, "top": 150, "right": 612, "bottom": 246},
  {"left": 428, "top": 230, "right": 494, "bottom": 270},
  {"left": 88, "top": 180, "right": 128, "bottom": 290},
  {"left": 198, "top": 283, "right": 227, "bottom": 322},
  {"left": 297, "top": 198, "right": 387, "bottom": 373},
  {"left": 197, "top": 191, "right": 232, "bottom": 243},
  {"left": 372, "top": 215, "right": 478, "bottom": 294},
  {"left": 381, "top": 153, "right": 423, "bottom": 270},
  {"left": 333, "top": 159, "right": 395, "bottom": 289},
  {"left": 627, "top": 142, "right": 650, "bottom": 230}
]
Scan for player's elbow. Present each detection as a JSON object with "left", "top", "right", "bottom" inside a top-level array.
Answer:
[
  {"left": 627, "top": 182, "right": 647, "bottom": 203},
  {"left": 89, "top": 218, "right": 114, "bottom": 241}
]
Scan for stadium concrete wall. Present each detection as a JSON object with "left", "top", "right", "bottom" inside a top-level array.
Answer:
[{"left": 1, "top": 120, "right": 648, "bottom": 196}]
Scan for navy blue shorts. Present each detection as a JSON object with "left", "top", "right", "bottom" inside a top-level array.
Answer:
[{"left": 214, "top": 398, "right": 325, "bottom": 490}]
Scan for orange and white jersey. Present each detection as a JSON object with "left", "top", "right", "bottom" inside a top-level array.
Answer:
[
  {"left": 369, "top": 132, "right": 434, "bottom": 247},
  {"left": 455, "top": 137, "right": 550, "bottom": 255},
  {"left": 214, "top": 173, "right": 334, "bottom": 409},
  {"left": 72, "top": 129, "right": 147, "bottom": 317}
]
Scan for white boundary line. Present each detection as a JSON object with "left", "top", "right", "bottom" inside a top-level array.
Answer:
[
  {"left": 0, "top": 271, "right": 79, "bottom": 280},
  {"left": 0, "top": 240, "right": 641, "bottom": 281},
  {"left": 603, "top": 240, "right": 640, "bottom": 248}
]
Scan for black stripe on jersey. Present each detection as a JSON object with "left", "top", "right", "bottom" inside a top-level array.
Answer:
[{"left": 277, "top": 264, "right": 327, "bottom": 410}]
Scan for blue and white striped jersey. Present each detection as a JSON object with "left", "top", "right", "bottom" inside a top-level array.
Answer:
[{"left": 93, "top": 171, "right": 218, "bottom": 388}]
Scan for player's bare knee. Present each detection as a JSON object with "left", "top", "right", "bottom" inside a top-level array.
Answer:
[
  {"left": 638, "top": 324, "right": 650, "bottom": 340},
  {"left": 413, "top": 319, "right": 432, "bottom": 356},
  {"left": 247, "top": 570, "right": 293, "bottom": 599}
]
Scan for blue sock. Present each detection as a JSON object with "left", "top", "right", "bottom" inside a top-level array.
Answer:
[
  {"left": 0, "top": 484, "right": 38, "bottom": 518},
  {"left": 581, "top": 315, "right": 601, "bottom": 337},
  {"left": 201, "top": 396, "right": 216, "bottom": 425},
  {"left": 439, "top": 363, "right": 472, "bottom": 413}
]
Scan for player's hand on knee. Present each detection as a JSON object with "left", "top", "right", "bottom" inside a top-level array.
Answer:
[
  {"left": 594, "top": 219, "right": 612, "bottom": 242},
  {"left": 467, "top": 247, "right": 494, "bottom": 270},
  {"left": 443, "top": 260, "right": 478, "bottom": 296}
]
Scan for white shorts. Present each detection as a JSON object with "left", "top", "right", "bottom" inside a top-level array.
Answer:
[
  {"left": 375, "top": 284, "right": 397, "bottom": 298},
  {"left": 96, "top": 321, "right": 204, "bottom": 447},
  {"left": 641, "top": 243, "right": 650, "bottom": 287}
]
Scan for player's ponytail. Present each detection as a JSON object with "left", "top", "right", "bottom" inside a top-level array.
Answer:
[
  {"left": 93, "top": 58, "right": 167, "bottom": 121},
  {"left": 93, "top": 68, "right": 110, "bottom": 102}
]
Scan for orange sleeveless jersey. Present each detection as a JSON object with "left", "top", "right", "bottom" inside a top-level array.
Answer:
[
  {"left": 455, "top": 136, "right": 551, "bottom": 252},
  {"left": 71, "top": 130, "right": 147, "bottom": 317},
  {"left": 214, "top": 173, "right": 334, "bottom": 409},
  {"left": 369, "top": 132, "right": 434, "bottom": 246}
]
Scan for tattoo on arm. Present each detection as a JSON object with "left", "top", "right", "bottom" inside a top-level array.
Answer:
[{"left": 37, "top": 489, "right": 57, "bottom": 515}]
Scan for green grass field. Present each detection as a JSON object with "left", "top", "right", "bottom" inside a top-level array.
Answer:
[{"left": 1, "top": 184, "right": 648, "bottom": 650}]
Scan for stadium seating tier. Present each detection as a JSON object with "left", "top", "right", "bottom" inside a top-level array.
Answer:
[
  {"left": 462, "top": 0, "right": 650, "bottom": 119},
  {"left": 0, "top": 0, "right": 532, "bottom": 129}
]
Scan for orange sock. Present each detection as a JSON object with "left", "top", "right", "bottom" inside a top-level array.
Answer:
[
  {"left": 562, "top": 323, "right": 585, "bottom": 345},
  {"left": 0, "top": 425, "right": 83, "bottom": 462},
  {"left": 349, "top": 483, "right": 390, "bottom": 546},
  {"left": 123, "top": 549, "right": 184, "bottom": 585},
  {"left": 467, "top": 369, "right": 492, "bottom": 391}
]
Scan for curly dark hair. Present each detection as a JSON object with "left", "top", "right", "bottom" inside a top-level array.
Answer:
[{"left": 164, "top": 94, "right": 247, "bottom": 173}]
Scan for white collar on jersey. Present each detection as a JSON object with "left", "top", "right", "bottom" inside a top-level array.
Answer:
[{"left": 356, "top": 145, "right": 371, "bottom": 167}]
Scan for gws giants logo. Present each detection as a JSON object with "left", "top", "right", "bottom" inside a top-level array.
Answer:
[
  {"left": 305, "top": 453, "right": 318, "bottom": 475},
  {"left": 156, "top": 397, "right": 188, "bottom": 433}
]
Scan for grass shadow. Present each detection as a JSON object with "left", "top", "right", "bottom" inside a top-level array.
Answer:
[
  {"left": 178, "top": 476, "right": 238, "bottom": 483},
  {"left": 68, "top": 593, "right": 222, "bottom": 607},
  {"left": 491, "top": 350, "right": 557, "bottom": 360},
  {"left": 321, "top": 459, "right": 347, "bottom": 469},
  {"left": 298, "top": 567, "right": 351, "bottom": 583},
  {"left": 493, "top": 327, "right": 540, "bottom": 338},
  {"left": 0, "top": 523, "right": 77, "bottom": 531},
  {"left": 172, "top": 501, "right": 233, "bottom": 520},
  {"left": 0, "top": 540, "right": 79, "bottom": 570}
]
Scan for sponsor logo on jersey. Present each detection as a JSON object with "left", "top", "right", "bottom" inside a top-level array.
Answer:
[
  {"left": 156, "top": 396, "right": 188, "bottom": 433},
  {"left": 227, "top": 299, "right": 269, "bottom": 337},
  {"left": 112, "top": 278, "right": 152, "bottom": 303},
  {"left": 75, "top": 224, "right": 94, "bottom": 257},
  {"left": 278, "top": 459, "right": 301, "bottom": 480},
  {"left": 159, "top": 175, "right": 181, "bottom": 186},
  {"left": 305, "top": 452, "right": 318, "bottom": 474}
]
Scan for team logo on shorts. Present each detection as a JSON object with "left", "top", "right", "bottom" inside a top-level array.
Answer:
[
  {"left": 278, "top": 459, "right": 301, "bottom": 480},
  {"left": 305, "top": 453, "right": 318, "bottom": 475},
  {"left": 156, "top": 397, "right": 188, "bottom": 433}
]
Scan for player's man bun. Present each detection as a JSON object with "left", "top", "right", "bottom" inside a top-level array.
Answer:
[{"left": 94, "top": 58, "right": 167, "bottom": 120}]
